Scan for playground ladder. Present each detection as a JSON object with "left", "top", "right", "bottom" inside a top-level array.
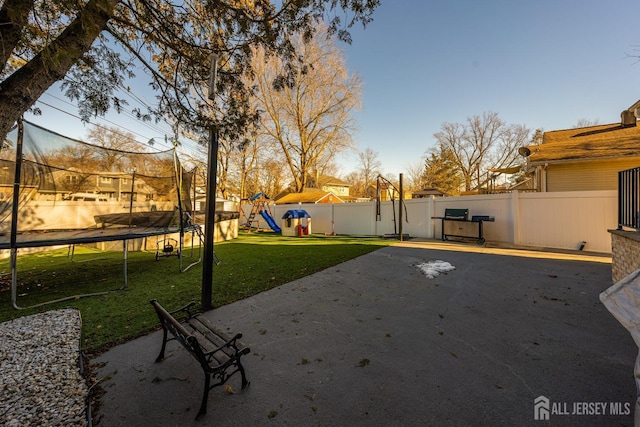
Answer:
[{"left": 244, "top": 210, "right": 257, "bottom": 231}]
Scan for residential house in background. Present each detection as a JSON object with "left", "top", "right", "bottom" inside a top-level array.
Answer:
[
  {"left": 521, "top": 101, "right": 640, "bottom": 192},
  {"left": 0, "top": 166, "right": 162, "bottom": 202},
  {"left": 54, "top": 170, "right": 161, "bottom": 201},
  {"left": 412, "top": 188, "right": 446, "bottom": 198},
  {"left": 363, "top": 180, "right": 412, "bottom": 201},
  {"left": 275, "top": 174, "right": 352, "bottom": 204},
  {"left": 275, "top": 188, "right": 345, "bottom": 204},
  {"left": 308, "top": 174, "right": 351, "bottom": 198}
]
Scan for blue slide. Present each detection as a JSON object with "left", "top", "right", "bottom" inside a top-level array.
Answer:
[{"left": 260, "top": 210, "right": 281, "bottom": 233}]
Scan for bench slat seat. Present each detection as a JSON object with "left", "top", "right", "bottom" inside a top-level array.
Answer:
[
  {"left": 150, "top": 299, "right": 250, "bottom": 420},
  {"left": 185, "top": 316, "right": 240, "bottom": 366}
]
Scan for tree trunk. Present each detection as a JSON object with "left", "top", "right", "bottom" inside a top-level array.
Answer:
[
  {"left": 0, "top": 0, "right": 35, "bottom": 74},
  {"left": 0, "top": 0, "right": 119, "bottom": 140}
]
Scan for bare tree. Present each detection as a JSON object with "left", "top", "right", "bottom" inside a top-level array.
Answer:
[
  {"left": 251, "top": 157, "right": 287, "bottom": 199},
  {"left": 433, "top": 112, "right": 530, "bottom": 192},
  {"left": 234, "top": 139, "right": 260, "bottom": 200},
  {"left": 357, "top": 148, "right": 382, "bottom": 195},
  {"left": 343, "top": 148, "right": 381, "bottom": 198},
  {"left": 251, "top": 25, "right": 361, "bottom": 192},
  {"left": 573, "top": 118, "right": 601, "bottom": 128},
  {"left": 343, "top": 170, "right": 364, "bottom": 197},
  {"left": 213, "top": 135, "right": 234, "bottom": 200},
  {"left": 85, "top": 126, "right": 144, "bottom": 171},
  {"left": 404, "top": 160, "right": 426, "bottom": 192}
]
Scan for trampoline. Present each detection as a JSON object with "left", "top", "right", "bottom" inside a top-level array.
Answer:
[{"left": 2, "top": 119, "right": 204, "bottom": 309}]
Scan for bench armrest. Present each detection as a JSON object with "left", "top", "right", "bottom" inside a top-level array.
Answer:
[
  {"left": 203, "top": 332, "right": 249, "bottom": 362},
  {"left": 168, "top": 301, "right": 198, "bottom": 320}
]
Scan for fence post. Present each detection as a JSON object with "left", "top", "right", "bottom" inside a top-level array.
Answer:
[
  {"left": 510, "top": 190, "right": 520, "bottom": 246},
  {"left": 372, "top": 201, "right": 378, "bottom": 236},
  {"left": 428, "top": 196, "right": 435, "bottom": 239}
]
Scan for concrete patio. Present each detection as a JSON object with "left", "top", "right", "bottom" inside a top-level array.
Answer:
[{"left": 92, "top": 240, "right": 635, "bottom": 426}]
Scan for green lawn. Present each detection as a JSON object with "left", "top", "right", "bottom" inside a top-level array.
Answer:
[{"left": 0, "top": 232, "right": 390, "bottom": 352}]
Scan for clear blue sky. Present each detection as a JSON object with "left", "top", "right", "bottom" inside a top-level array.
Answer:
[
  {"left": 27, "top": 0, "right": 640, "bottom": 179},
  {"left": 337, "top": 0, "right": 640, "bottom": 176}
]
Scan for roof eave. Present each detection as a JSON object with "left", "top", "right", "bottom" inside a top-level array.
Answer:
[{"left": 528, "top": 153, "right": 640, "bottom": 166}]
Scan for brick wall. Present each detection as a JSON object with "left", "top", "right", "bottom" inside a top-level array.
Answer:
[{"left": 610, "top": 230, "right": 640, "bottom": 282}]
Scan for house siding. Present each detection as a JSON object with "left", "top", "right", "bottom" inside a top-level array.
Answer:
[
  {"left": 545, "top": 158, "right": 640, "bottom": 192},
  {"left": 322, "top": 185, "right": 349, "bottom": 197}
]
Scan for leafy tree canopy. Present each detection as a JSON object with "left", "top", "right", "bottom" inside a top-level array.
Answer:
[
  {"left": 422, "top": 146, "right": 463, "bottom": 196},
  {"left": 0, "top": 0, "right": 380, "bottom": 142}
]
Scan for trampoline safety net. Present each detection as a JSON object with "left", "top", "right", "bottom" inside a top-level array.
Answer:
[{"left": 0, "top": 120, "right": 194, "bottom": 234}]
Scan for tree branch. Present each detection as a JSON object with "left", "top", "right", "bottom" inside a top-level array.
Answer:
[
  {"left": 0, "top": 0, "right": 119, "bottom": 140},
  {"left": 0, "top": 0, "right": 35, "bottom": 74}
]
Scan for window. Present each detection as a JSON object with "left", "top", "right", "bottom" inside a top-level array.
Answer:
[
  {"left": 66, "top": 175, "right": 78, "bottom": 184},
  {"left": 100, "top": 176, "right": 113, "bottom": 184}
]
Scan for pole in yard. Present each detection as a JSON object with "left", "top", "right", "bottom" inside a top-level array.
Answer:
[
  {"left": 398, "top": 173, "right": 403, "bottom": 241},
  {"left": 128, "top": 168, "right": 136, "bottom": 227},
  {"left": 10, "top": 118, "right": 24, "bottom": 310},
  {"left": 202, "top": 54, "right": 219, "bottom": 311}
]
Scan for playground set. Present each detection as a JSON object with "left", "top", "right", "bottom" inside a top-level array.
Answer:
[
  {"left": 241, "top": 193, "right": 311, "bottom": 237},
  {"left": 242, "top": 193, "right": 281, "bottom": 232},
  {"left": 241, "top": 175, "right": 412, "bottom": 240}
]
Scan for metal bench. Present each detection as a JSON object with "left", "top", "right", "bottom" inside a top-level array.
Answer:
[
  {"left": 433, "top": 208, "right": 494, "bottom": 245},
  {"left": 150, "top": 299, "right": 250, "bottom": 419}
]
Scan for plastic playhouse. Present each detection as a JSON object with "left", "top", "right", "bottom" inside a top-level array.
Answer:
[{"left": 281, "top": 210, "right": 311, "bottom": 237}]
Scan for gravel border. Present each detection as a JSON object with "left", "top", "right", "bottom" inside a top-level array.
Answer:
[{"left": 0, "top": 309, "right": 88, "bottom": 426}]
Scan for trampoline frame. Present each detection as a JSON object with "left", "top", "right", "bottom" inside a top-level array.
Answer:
[{"left": 3, "top": 119, "right": 203, "bottom": 310}]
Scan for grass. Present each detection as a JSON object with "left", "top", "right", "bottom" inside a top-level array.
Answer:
[{"left": 0, "top": 232, "right": 390, "bottom": 352}]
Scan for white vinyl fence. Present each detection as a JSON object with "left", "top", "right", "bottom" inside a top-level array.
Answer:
[{"left": 245, "top": 190, "right": 618, "bottom": 254}]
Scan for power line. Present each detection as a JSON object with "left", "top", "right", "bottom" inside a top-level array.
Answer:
[
  {"left": 47, "top": 72, "right": 172, "bottom": 136},
  {"left": 35, "top": 100, "right": 175, "bottom": 152},
  {"left": 42, "top": 92, "right": 173, "bottom": 141},
  {"left": 37, "top": 99, "right": 171, "bottom": 147},
  {"left": 36, "top": 99, "right": 204, "bottom": 162},
  {"left": 37, "top": 87, "right": 206, "bottom": 157},
  {"left": 9, "top": 46, "right": 206, "bottom": 155}
]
